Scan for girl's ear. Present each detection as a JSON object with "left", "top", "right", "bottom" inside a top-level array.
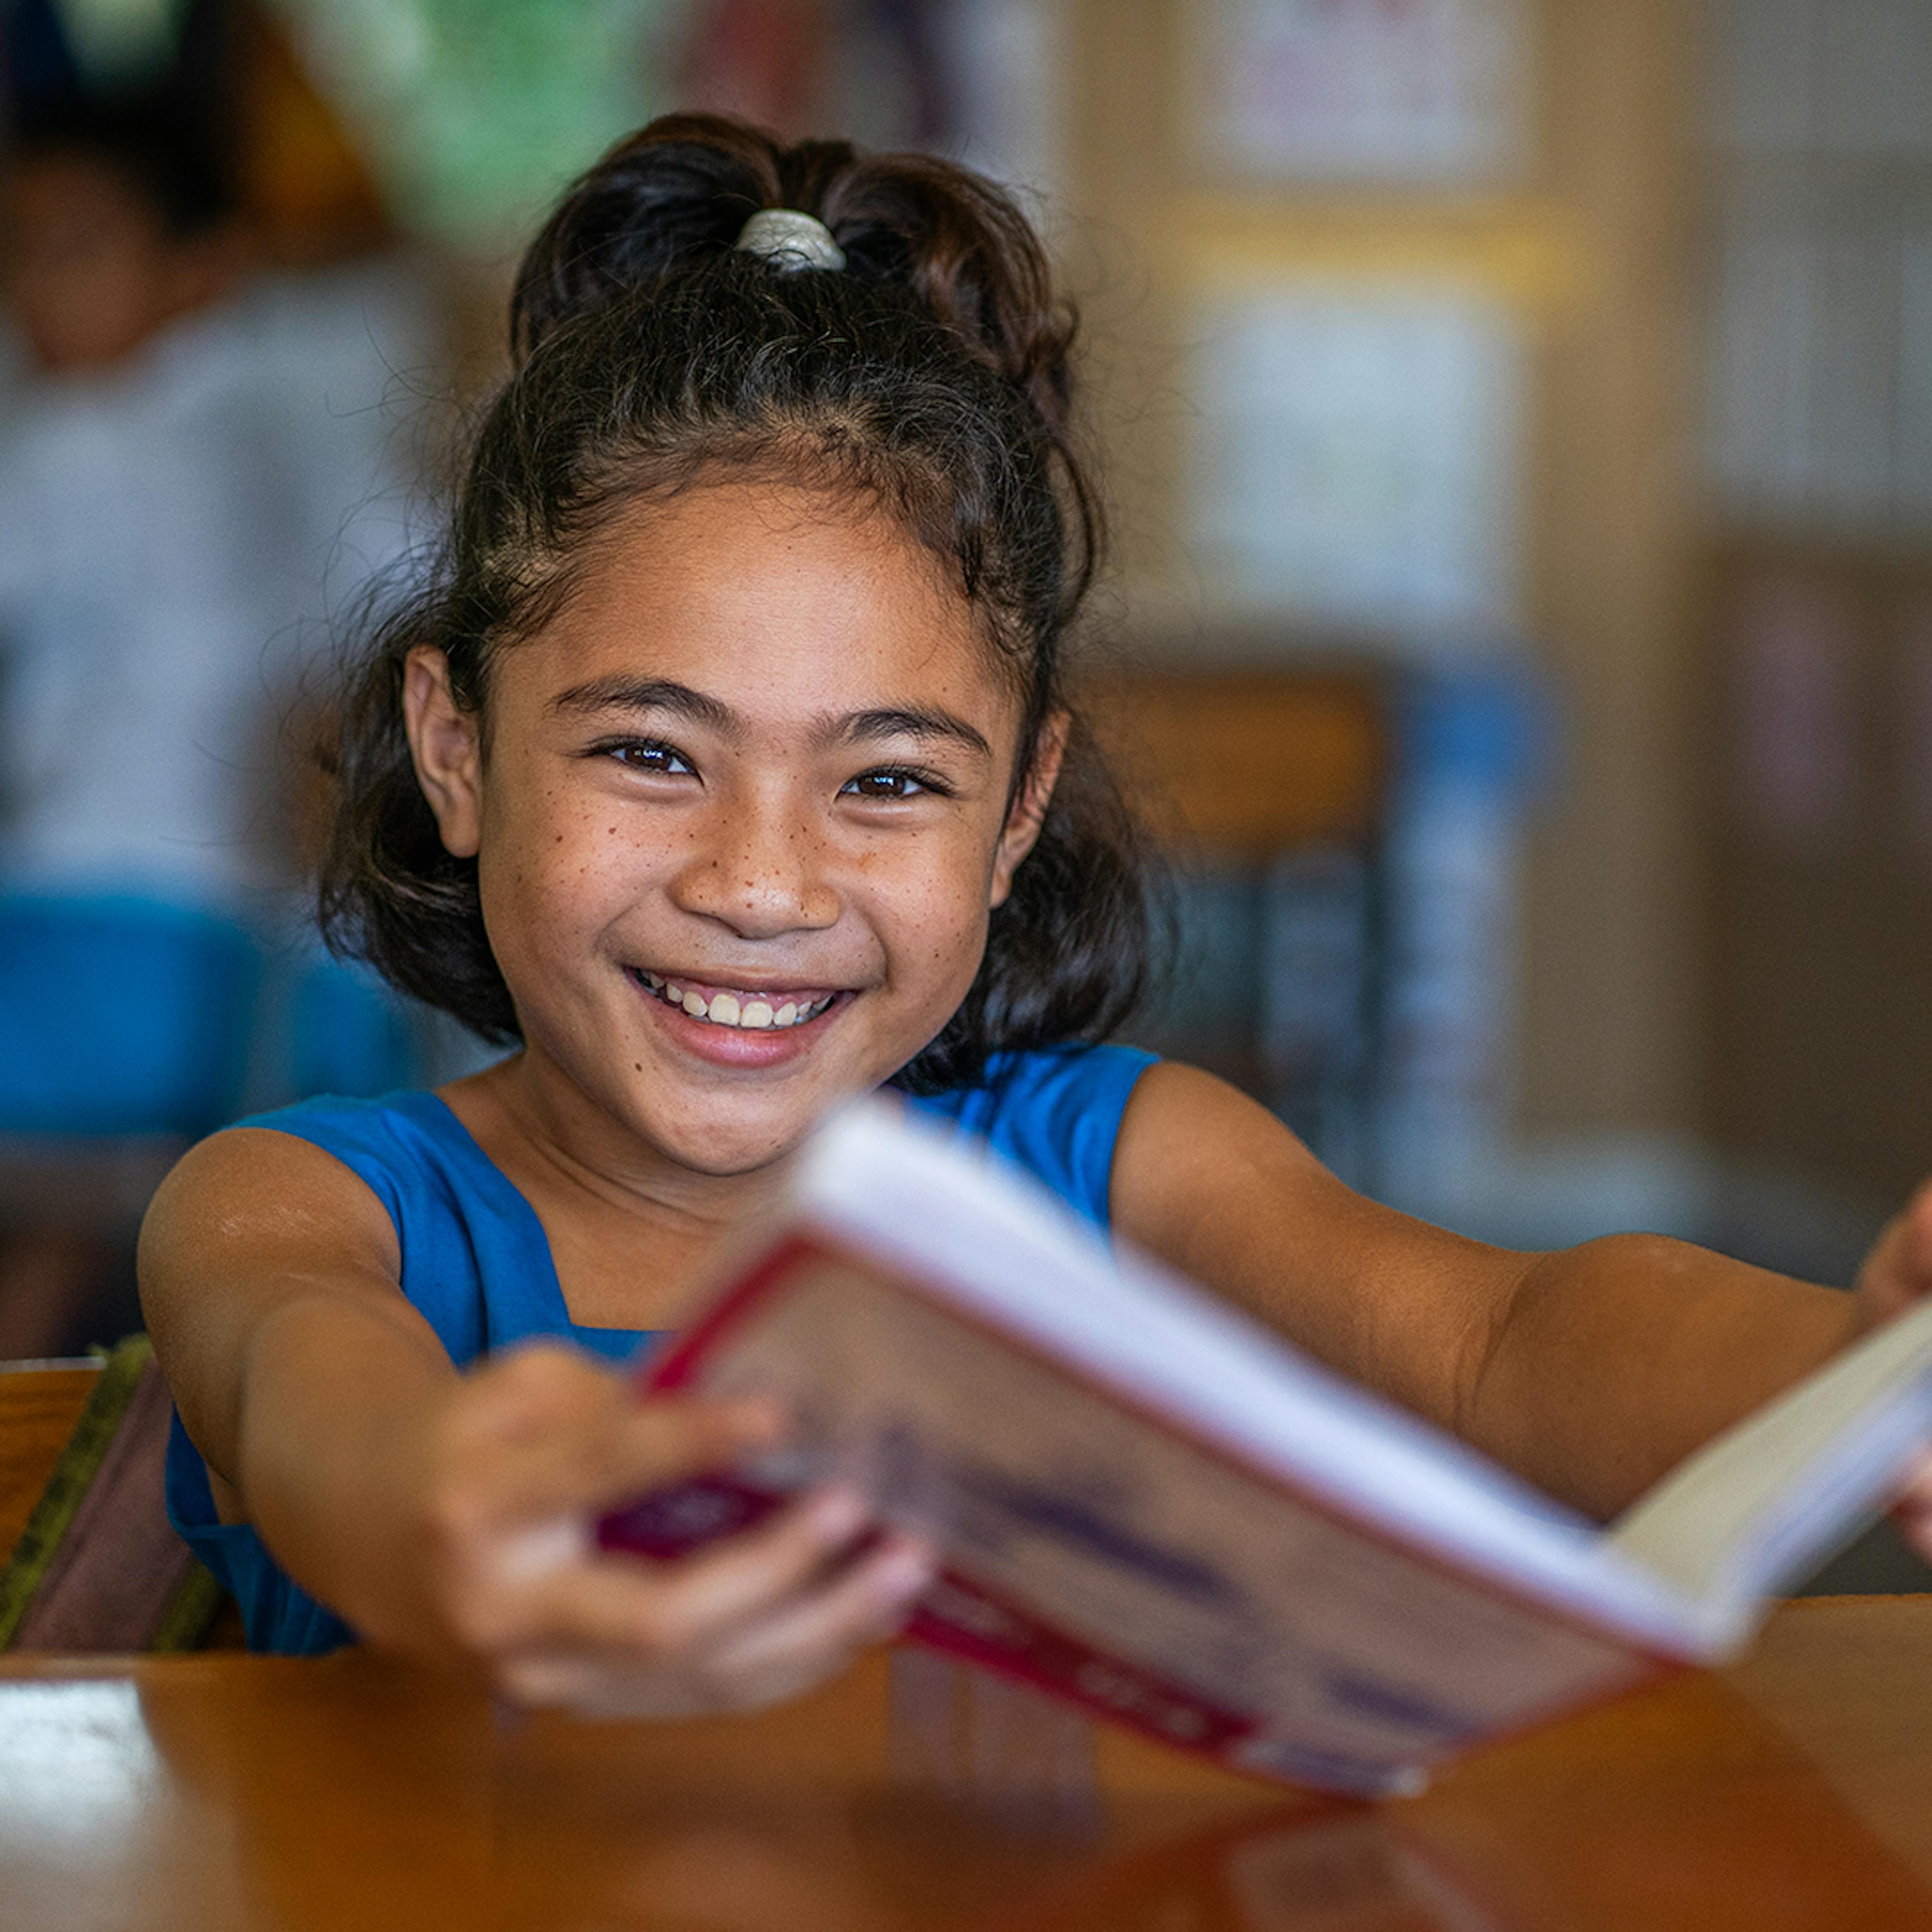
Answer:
[
  {"left": 403, "top": 648, "right": 484, "bottom": 859},
  {"left": 989, "top": 711, "right": 1070, "bottom": 909}
]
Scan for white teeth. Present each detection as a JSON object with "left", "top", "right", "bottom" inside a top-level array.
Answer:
[{"left": 638, "top": 972, "right": 833, "bottom": 1030}]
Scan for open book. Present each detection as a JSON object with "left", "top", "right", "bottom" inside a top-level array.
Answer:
[{"left": 599, "top": 1100, "right": 1932, "bottom": 1796}]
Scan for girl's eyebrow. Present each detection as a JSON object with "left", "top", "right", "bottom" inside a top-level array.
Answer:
[
  {"left": 830, "top": 707, "right": 993, "bottom": 760},
  {"left": 548, "top": 676, "right": 992, "bottom": 760},
  {"left": 548, "top": 676, "right": 735, "bottom": 732}
]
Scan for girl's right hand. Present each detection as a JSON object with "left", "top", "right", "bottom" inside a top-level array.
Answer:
[
  {"left": 1851, "top": 1179, "right": 1932, "bottom": 1564},
  {"left": 376, "top": 1343, "right": 934, "bottom": 1717}
]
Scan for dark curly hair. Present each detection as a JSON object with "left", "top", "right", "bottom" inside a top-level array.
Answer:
[{"left": 321, "top": 113, "right": 1152, "bottom": 1093}]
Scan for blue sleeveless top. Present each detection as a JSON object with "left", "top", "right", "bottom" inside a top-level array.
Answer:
[{"left": 165, "top": 1044, "right": 1157, "bottom": 1654}]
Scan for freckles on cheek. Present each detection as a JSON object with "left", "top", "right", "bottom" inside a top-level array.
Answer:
[{"left": 927, "top": 898, "right": 992, "bottom": 990}]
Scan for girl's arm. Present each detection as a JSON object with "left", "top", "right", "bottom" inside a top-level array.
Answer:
[
  {"left": 139, "top": 1129, "right": 930, "bottom": 1708},
  {"left": 1110, "top": 1064, "right": 1863, "bottom": 1520}
]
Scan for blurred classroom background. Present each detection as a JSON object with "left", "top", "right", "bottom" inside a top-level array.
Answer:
[{"left": 0, "top": 3, "right": 1928, "bottom": 1424}]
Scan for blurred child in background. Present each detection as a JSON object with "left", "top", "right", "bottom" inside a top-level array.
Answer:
[{"left": 0, "top": 97, "right": 421, "bottom": 1353}]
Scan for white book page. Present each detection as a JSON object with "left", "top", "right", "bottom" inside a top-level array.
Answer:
[
  {"left": 795, "top": 1105, "right": 1704, "bottom": 1655},
  {"left": 1605, "top": 1294, "right": 1932, "bottom": 1643}
]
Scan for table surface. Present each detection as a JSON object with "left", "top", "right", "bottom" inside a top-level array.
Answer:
[{"left": 3, "top": 1595, "right": 1931, "bottom": 1931}]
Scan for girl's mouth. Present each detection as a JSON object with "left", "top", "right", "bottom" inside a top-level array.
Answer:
[{"left": 632, "top": 969, "right": 840, "bottom": 1032}]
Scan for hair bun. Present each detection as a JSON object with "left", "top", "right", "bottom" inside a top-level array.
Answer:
[
  {"left": 510, "top": 114, "right": 1078, "bottom": 447},
  {"left": 510, "top": 116, "right": 845, "bottom": 359},
  {"left": 820, "top": 152, "right": 1075, "bottom": 444}
]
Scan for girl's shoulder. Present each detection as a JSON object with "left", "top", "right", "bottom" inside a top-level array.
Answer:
[
  {"left": 232, "top": 1088, "right": 481, "bottom": 1224},
  {"left": 906, "top": 1043, "right": 1159, "bottom": 1231},
  {"left": 228, "top": 1088, "right": 558, "bottom": 1364}
]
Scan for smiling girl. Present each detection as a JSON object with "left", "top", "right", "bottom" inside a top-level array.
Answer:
[{"left": 141, "top": 115, "right": 1932, "bottom": 1713}]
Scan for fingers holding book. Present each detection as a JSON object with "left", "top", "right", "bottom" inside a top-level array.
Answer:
[
  {"left": 1853, "top": 1178, "right": 1932, "bottom": 1328},
  {"left": 399, "top": 1343, "right": 932, "bottom": 1717},
  {"left": 492, "top": 1500, "right": 934, "bottom": 1719},
  {"left": 1851, "top": 1181, "right": 1932, "bottom": 1556}
]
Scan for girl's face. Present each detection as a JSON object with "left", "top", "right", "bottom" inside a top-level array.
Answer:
[{"left": 407, "top": 482, "right": 1060, "bottom": 1181}]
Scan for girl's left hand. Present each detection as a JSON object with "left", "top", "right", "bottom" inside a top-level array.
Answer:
[{"left": 1851, "top": 1179, "right": 1932, "bottom": 1561}]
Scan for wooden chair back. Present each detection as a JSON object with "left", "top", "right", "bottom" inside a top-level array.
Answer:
[
  {"left": 0, "top": 1362, "right": 100, "bottom": 1557},
  {"left": 0, "top": 1347, "right": 229, "bottom": 1650},
  {"left": 1088, "top": 670, "right": 1386, "bottom": 859}
]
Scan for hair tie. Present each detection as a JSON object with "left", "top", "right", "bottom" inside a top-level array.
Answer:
[{"left": 734, "top": 207, "right": 846, "bottom": 272}]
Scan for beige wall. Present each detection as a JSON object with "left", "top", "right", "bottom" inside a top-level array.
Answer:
[{"left": 1060, "top": 0, "right": 1705, "bottom": 1145}]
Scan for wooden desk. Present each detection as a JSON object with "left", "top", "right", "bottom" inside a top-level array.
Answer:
[{"left": 1, "top": 1597, "right": 1928, "bottom": 1930}]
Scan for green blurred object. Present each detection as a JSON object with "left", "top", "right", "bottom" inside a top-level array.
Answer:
[
  {"left": 53, "top": 0, "right": 196, "bottom": 90},
  {"left": 271, "top": 0, "right": 681, "bottom": 250}
]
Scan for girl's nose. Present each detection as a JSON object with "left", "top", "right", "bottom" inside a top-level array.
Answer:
[{"left": 669, "top": 800, "right": 841, "bottom": 938}]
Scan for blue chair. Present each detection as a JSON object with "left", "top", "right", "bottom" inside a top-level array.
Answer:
[
  {"left": 279, "top": 946, "right": 420, "bottom": 1110},
  {"left": 0, "top": 896, "right": 261, "bottom": 1139},
  {"left": 0, "top": 895, "right": 262, "bottom": 1231}
]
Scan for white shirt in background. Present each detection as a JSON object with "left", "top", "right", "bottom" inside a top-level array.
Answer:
[{"left": 0, "top": 261, "right": 431, "bottom": 909}]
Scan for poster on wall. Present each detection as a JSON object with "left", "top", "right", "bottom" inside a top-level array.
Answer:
[
  {"left": 1185, "top": 282, "right": 1525, "bottom": 643},
  {"left": 1191, "top": 0, "right": 1531, "bottom": 184}
]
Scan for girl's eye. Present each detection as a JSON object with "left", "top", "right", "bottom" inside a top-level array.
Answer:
[
  {"left": 842, "top": 768, "right": 943, "bottom": 801},
  {"left": 606, "top": 740, "right": 693, "bottom": 777}
]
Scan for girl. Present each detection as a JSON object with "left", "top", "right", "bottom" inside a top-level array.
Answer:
[{"left": 142, "top": 114, "right": 1932, "bottom": 1716}]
